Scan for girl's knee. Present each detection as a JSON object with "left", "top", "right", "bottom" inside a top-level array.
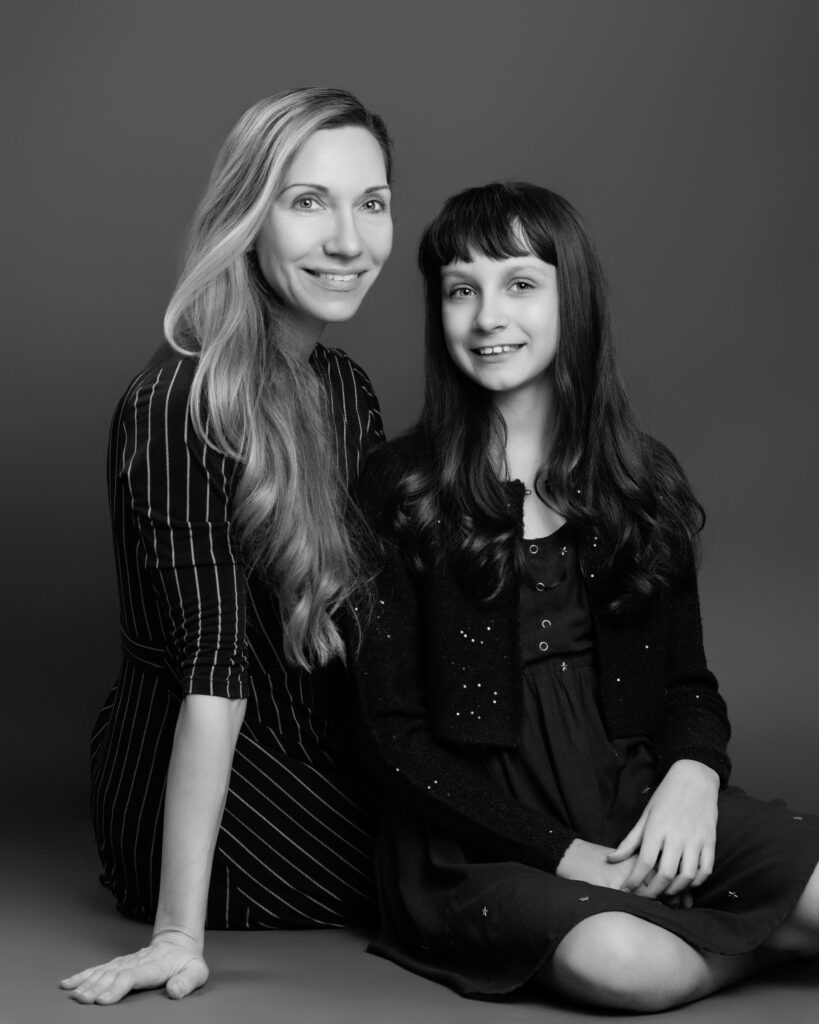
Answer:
[
  {"left": 766, "top": 861, "right": 819, "bottom": 956},
  {"left": 547, "top": 913, "right": 698, "bottom": 1012}
]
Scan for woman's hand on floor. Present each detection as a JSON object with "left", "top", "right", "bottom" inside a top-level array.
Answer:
[
  {"left": 606, "top": 758, "right": 720, "bottom": 900},
  {"left": 59, "top": 929, "right": 208, "bottom": 1004}
]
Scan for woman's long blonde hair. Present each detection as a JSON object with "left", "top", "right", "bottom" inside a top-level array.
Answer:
[{"left": 164, "top": 88, "right": 392, "bottom": 669}]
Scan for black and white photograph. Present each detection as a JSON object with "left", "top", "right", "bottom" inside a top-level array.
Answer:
[{"left": 4, "top": 2, "right": 818, "bottom": 1021}]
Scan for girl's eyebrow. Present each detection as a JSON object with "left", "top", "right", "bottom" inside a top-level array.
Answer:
[{"left": 441, "top": 260, "right": 551, "bottom": 279}]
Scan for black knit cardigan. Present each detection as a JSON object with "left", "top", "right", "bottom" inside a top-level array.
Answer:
[{"left": 351, "top": 435, "right": 731, "bottom": 874}]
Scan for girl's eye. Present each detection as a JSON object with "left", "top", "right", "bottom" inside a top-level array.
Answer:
[
  {"left": 448, "top": 285, "right": 475, "bottom": 299},
  {"left": 510, "top": 280, "right": 534, "bottom": 293}
]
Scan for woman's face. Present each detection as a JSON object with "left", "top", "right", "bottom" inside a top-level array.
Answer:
[
  {"left": 256, "top": 125, "right": 393, "bottom": 337},
  {"left": 440, "top": 250, "right": 559, "bottom": 402}
]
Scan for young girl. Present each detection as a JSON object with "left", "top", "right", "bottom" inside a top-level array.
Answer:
[
  {"left": 61, "top": 88, "right": 393, "bottom": 1004},
  {"left": 353, "top": 182, "right": 819, "bottom": 1012}
]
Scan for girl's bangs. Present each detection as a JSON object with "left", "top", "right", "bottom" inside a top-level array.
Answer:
[{"left": 421, "top": 186, "right": 554, "bottom": 271}]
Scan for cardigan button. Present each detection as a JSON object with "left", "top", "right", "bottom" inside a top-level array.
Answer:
[
  {"left": 535, "top": 582, "right": 545, "bottom": 592},
  {"left": 539, "top": 641, "right": 549, "bottom": 653},
  {"left": 529, "top": 543, "right": 539, "bottom": 554}
]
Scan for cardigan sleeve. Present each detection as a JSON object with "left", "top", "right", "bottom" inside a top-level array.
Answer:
[
  {"left": 650, "top": 562, "right": 731, "bottom": 785},
  {"left": 121, "top": 357, "right": 248, "bottom": 699},
  {"left": 351, "top": 444, "right": 579, "bottom": 873}
]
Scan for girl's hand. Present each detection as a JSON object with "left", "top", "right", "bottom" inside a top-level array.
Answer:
[
  {"left": 556, "top": 838, "right": 648, "bottom": 892},
  {"left": 607, "top": 759, "right": 719, "bottom": 899},
  {"left": 60, "top": 930, "right": 208, "bottom": 1004}
]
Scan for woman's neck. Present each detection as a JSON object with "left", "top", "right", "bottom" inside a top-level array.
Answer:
[{"left": 278, "top": 304, "right": 326, "bottom": 360}]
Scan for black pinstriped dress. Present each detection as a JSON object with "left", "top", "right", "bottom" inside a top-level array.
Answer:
[{"left": 91, "top": 343, "right": 383, "bottom": 929}]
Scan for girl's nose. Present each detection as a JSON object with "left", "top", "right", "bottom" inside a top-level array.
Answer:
[
  {"left": 473, "top": 295, "right": 508, "bottom": 334},
  {"left": 324, "top": 211, "right": 362, "bottom": 259}
]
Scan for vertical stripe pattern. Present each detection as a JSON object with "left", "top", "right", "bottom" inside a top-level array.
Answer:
[{"left": 92, "top": 343, "right": 385, "bottom": 928}]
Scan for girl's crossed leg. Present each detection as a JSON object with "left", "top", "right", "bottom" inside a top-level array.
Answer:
[{"left": 538, "top": 861, "right": 819, "bottom": 1013}]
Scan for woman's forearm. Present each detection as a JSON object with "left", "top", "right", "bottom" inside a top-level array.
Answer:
[{"left": 153, "top": 694, "right": 247, "bottom": 945}]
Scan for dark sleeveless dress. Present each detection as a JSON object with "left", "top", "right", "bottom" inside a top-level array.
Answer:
[{"left": 369, "top": 525, "right": 819, "bottom": 996}]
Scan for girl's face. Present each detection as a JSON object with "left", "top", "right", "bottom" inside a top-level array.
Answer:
[
  {"left": 440, "top": 251, "right": 559, "bottom": 402},
  {"left": 256, "top": 125, "right": 393, "bottom": 337}
]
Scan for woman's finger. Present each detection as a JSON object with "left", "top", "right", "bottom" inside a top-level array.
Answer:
[
  {"left": 59, "top": 966, "right": 99, "bottom": 989},
  {"left": 91, "top": 968, "right": 138, "bottom": 1005},
  {"left": 71, "top": 967, "right": 123, "bottom": 1004},
  {"left": 166, "top": 957, "right": 209, "bottom": 999}
]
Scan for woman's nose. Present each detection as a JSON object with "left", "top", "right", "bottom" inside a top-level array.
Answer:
[{"left": 323, "top": 211, "right": 362, "bottom": 258}]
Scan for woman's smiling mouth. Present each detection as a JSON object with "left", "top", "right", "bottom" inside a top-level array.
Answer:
[{"left": 303, "top": 268, "right": 367, "bottom": 290}]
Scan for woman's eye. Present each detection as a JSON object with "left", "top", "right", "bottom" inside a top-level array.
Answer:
[
  {"left": 362, "top": 197, "right": 387, "bottom": 213},
  {"left": 294, "top": 196, "right": 321, "bottom": 210}
]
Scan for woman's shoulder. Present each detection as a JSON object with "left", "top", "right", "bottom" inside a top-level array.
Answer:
[
  {"left": 313, "top": 343, "right": 376, "bottom": 391},
  {"left": 111, "top": 345, "right": 201, "bottom": 447},
  {"left": 116, "top": 344, "right": 198, "bottom": 413}
]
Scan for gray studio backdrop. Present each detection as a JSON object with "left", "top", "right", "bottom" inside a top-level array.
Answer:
[{"left": 5, "top": 0, "right": 817, "bottom": 818}]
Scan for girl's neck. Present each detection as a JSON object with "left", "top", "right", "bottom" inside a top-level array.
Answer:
[
  {"left": 494, "top": 377, "right": 554, "bottom": 488},
  {"left": 495, "top": 377, "right": 565, "bottom": 539}
]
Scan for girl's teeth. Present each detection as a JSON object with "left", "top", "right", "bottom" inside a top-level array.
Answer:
[
  {"left": 477, "top": 344, "right": 520, "bottom": 355},
  {"left": 319, "top": 272, "right": 357, "bottom": 281}
]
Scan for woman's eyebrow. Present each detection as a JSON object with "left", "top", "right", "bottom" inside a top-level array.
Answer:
[
  {"left": 278, "top": 182, "right": 391, "bottom": 194},
  {"left": 278, "top": 182, "right": 330, "bottom": 194}
]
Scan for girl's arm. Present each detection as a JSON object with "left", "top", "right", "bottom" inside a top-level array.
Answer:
[
  {"left": 61, "top": 696, "right": 245, "bottom": 1003},
  {"left": 607, "top": 563, "right": 727, "bottom": 897},
  {"left": 353, "top": 448, "right": 579, "bottom": 873}
]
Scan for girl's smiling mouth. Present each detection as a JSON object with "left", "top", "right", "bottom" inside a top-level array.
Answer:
[{"left": 472, "top": 343, "right": 526, "bottom": 357}]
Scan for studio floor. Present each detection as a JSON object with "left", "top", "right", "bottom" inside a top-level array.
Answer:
[{"left": 3, "top": 807, "right": 817, "bottom": 1024}]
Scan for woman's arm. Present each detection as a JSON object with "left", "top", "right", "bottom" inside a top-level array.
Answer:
[
  {"left": 63, "top": 361, "right": 249, "bottom": 1002},
  {"left": 62, "top": 695, "right": 245, "bottom": 1004},
  {"left": 154, "top": 695, "right": 246, "bottom": 943}
]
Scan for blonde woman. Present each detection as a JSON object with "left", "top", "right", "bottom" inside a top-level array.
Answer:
[{"left": 61, "top": 88, "right": 394, "bottom": 1004}]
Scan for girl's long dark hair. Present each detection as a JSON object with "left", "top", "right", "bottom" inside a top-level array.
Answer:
[{"left": 389, "top": 182, "right": 703, "bottom": 611}]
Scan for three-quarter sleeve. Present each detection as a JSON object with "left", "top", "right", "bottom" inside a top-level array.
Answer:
[{"left": 121, "top": 359, "right": 248, "bottom": 698}]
